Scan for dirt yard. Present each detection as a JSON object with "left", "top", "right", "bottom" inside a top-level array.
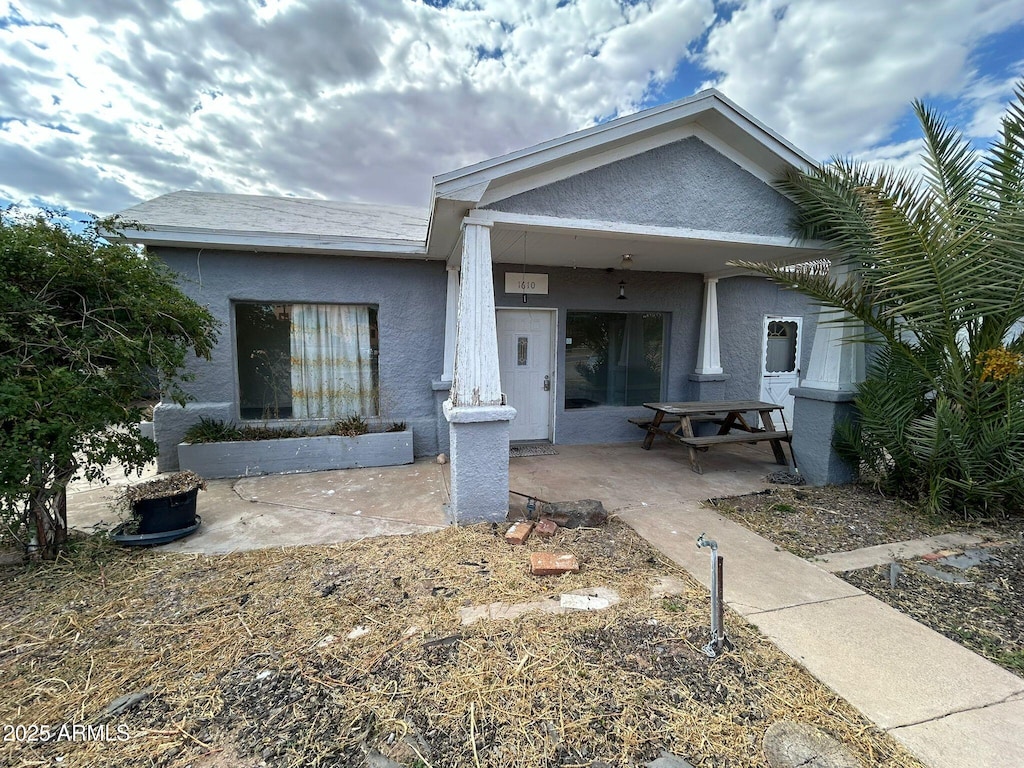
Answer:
[
  {"left": 709, "top": 484, "right": 1024, "bottom": 676},
  {"left": 0, "top": 520, "right": 921, "bottom": 767}
]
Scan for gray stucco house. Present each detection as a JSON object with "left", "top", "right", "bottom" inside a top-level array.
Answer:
[{"left": 118, "top": 90, "right": 861, "bottom": 522}]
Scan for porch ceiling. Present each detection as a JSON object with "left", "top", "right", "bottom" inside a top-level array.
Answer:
[{"left": 451, "top": 215, "right": 828, "bottom": 277}]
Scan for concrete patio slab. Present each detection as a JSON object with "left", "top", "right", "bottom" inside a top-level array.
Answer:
[
  {"left": 158, "top": 479, "right": 444, "bottom": 554},
  {"left": 888, "top": 696, "right": 1024, "bottom": 768},
  {"left": 67, "top": 458, "right": 448, "bottom": 554},
  {"left": 508, "top": 441, "right": 778, "bottom": 511},
  {"left": 618, "top": 501, "right": 863, "bottom": 615},
  {"left": 235, "top": 460, "right": 449, "bottom": 528}
]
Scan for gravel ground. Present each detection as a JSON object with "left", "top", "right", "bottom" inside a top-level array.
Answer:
[{"left": 710, "top": 484, "right": 1024, "bottom": 676}]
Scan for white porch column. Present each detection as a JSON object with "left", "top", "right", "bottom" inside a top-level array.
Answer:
[
  {"left": 799, "top": 262, "right": 865, "bottom": 390},
  {"left": 791, "top": 261, "right": 865, "bottom": 486},
  {"left": 441, "top": 265, "right": 459, "bottom": 382},
  {"left": 443, "top": 218, "right": 516, "bottom": 524},
  {"left": 695, "top": 276, "right": 723, "bottom": 375},
  {"left": 689, "top": 275, "right": 730, "bottom": 400}
]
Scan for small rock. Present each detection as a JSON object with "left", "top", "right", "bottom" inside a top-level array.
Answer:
[
  {"left": 917, "top": 563, "right": 974, "bottom": 584},
  {"left": 534, "top": 518, "right": 558, "bottom": 537},
  {"left": 763, "top": 720, "right": 862, "bottom": 768},
  {"left": 647, "top": 753, "right": 695, "bottom": 768},
  {"left": 541, "top": 499, "right": 607, "bottom": 528},
  {"left": 888, "top": 562, "right": 901, "bottom": 588},
  {"left": 316, "top": 634, "right": 337, "bottom": 648},
  {"left": 939, "top": 548, "right": 999, "bottom": 570},
  {"left": 436, "top": 453, "right": 448, "bottom": 464},
  {"left": 347, "top": 625, "right": 371, "bottom": 640},
  {"left": 364, "top": 749, "right": 404, "bottom": 768},
  {"left": 104, "top": 688, "right": 154, "bottom": 716},
  {"left": 531, "top": 552, "right": 580, "bottom": 576},
  {"left": 506, "top": 521, "right": 535, "bottom": 546},
  {"left": 422, "top": 634, "right": 461, "bottom": 650}
]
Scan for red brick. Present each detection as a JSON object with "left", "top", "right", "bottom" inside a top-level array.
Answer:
[
  {"left": 922, "top": 549, "right": 957, "bottom": 561},
  {"left": 530, "top": 552, "right": 579, "bottom": 576},
  {"left": 505, "top": 521, "right": 534, "bottom": 546},
  {"left": 534, "top": 518, "right": 558, "bottom": 537}
]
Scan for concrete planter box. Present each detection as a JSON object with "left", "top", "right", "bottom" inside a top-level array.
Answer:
[{"left": 177, "top": 430, "right": 414, "bottom": 479}]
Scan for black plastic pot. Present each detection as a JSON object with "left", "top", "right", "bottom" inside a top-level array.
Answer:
[
  {"left": 111, "top": 516, "right": 201, "bottom": 547},
  {"left": 133, "top": 488, "right": 199, "bottom": 534}
]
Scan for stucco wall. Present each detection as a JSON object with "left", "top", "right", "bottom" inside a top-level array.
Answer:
[
  {"left": 150, "top": 247, "right": 446, "bottom": 468},
  {"left": 715, "top": 276, "right": 818, "bottom": 403},
  {"left": 485, "top": 137, "right": 796, "bottom": 237},
  {"left": 493, "top": 268, "right": 817, "bottom": 446}
]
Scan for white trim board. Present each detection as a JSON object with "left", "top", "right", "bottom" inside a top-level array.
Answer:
[{"left": 465, "top": 210, "right": 827, "bottom": 252}]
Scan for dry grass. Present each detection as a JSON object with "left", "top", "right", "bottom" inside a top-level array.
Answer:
[{"left": 0, "top": 521, "right": 922, "bottom": 767}]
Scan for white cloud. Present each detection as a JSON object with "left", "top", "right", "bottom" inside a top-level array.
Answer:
[
  {"left": 700, "top": 0, "right": 1024, "bottom": 160},
  {"left": 0, "top": 0, "right": 1021, "bottom": 217},
  {"left": 961, "top": 61, "right": 1024, "bottom": 137},
  {"left": 0, "top": 0, "right": 716, "bottom": 214}
]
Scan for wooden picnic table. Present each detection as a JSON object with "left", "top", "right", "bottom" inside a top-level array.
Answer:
[{"left": 630, "top": 400, "right": 792, "bottom": 474}]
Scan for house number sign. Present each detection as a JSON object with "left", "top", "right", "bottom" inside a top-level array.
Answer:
[{"left": 504, "top": 272, "right": 549, "bottom": 295}]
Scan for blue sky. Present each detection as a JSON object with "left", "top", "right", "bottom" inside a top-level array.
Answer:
[{"left": 2, "top": 0, "right": 1023, "bottom": 222}]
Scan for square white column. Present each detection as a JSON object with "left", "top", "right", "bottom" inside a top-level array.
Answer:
[
  {"left": 695, "top": 276, "right": 724, "bottom": 375},
  {"left": 444, "top": 218, "right": 516, "bottom": 523}
]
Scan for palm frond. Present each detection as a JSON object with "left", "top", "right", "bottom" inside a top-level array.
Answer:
[
  {"left": 743, "top": 81, "right": 1024, "bottom": 516},
  {"left": 914, "top": 99, "right": 980, "bottom": 219}
]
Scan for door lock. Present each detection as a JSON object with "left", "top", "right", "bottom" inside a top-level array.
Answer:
[{"left": 543, "top": 375, "right": 551, "bottom": 391}]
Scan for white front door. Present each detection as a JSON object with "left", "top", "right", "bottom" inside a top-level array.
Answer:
[
  {"left": 759, "top": 316, "right": 802, "bottom": 427},
  {"left": 496, "top": 309, "right": 554, "bottom": 442}
]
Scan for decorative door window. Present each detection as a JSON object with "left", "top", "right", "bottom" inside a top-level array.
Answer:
[
  {"left": 517, "top": 337, "right": 528, "bottom": 366},
  {"left": 765, "top": 320, "right": 798, "bottom": 373}
]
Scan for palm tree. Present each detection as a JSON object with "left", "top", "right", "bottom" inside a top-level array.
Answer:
[{"left": 737, "top": 84, "right": 1024, "bottom": 517}]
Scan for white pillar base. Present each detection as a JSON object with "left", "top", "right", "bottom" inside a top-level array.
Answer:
[{"left": 444, "top": 402, "right": 516, "bottom": 524}]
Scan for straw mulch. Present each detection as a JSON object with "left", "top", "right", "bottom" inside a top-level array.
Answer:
[
  {"left": 707, "top": 485, "right": 963, "bottom": 559},
  {"left": 0, "top": 520, "right": 922, "bottom": 767}
]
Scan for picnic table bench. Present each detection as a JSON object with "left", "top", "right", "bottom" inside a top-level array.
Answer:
[{"left": 633, "top": 400, "right": 793, "bottom": 474}]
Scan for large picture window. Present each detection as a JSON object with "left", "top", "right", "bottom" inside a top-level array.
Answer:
[
  {"left": 235, "top": 303, "right": 379, "bottom": 420},
  {"left": 564, "top": 312, "right": 665, "bottom": 408}
]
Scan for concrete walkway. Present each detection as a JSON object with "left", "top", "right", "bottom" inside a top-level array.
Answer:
[
  {"left": 66, "top": 442, "right": 1023, "bottom": 767},
  {"left": 619, "top": 501, "right": 1024, "bottom": 768}
]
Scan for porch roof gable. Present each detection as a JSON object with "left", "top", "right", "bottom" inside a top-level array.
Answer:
[{"left": 427, "top": 89, "right": 819, "bottom": 259}]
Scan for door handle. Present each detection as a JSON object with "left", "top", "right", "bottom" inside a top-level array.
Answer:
[{"left": 543, "top": 375, "right": 551, "bottom": 391}]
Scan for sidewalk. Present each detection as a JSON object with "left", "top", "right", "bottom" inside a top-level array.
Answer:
[{"left": 618, "top": 500, "right": 1024, "bottom": 768}]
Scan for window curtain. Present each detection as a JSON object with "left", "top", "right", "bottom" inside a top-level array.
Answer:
[{"left": 289, "top": 304, "right": 374, "bottom": 418}]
